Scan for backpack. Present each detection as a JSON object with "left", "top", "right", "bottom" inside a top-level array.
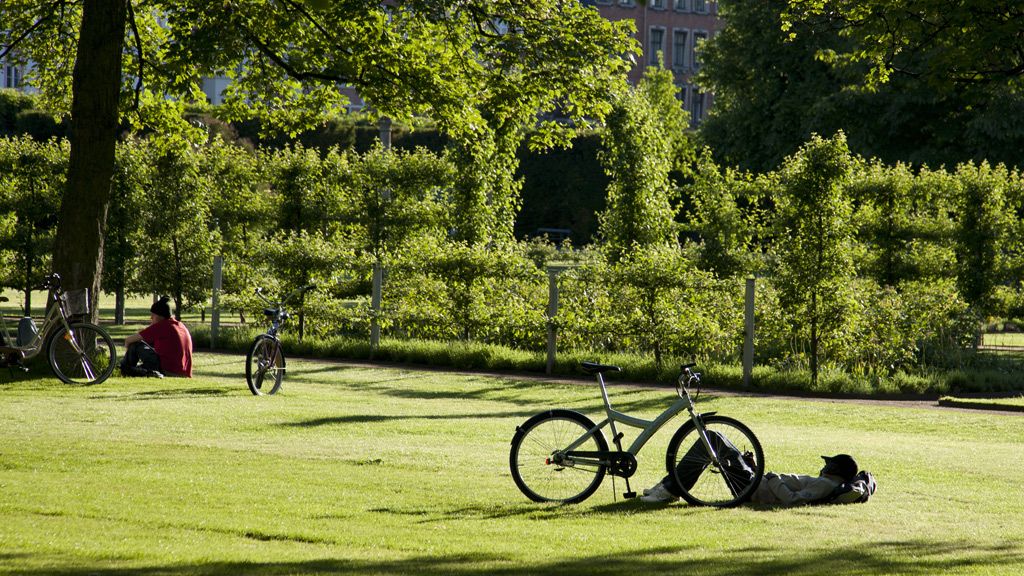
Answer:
[{"left": 824, "top": 470, "right": 877, "bottom": 505}]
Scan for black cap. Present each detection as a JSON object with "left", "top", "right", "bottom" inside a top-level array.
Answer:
[
  {"left": 151, "top": 296, "right": 171, "bottom": 319},
  {"left": 821, "top": 454, "right": 858, "bottom": 482}
]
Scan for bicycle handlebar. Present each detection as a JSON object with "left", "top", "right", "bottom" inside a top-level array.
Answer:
[
  {"left": 254, "top": 284, "right": 317, "bottom": 307},
  {"left": 33, "top": 273, "right": 62, "bottom": 292},
  {"left": 677, "top": 363, "right": 702, "bottom": 401}
]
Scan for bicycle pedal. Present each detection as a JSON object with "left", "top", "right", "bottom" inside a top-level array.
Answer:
[{"left": 623, "top": 491, "right": 637, "bottom": 499}]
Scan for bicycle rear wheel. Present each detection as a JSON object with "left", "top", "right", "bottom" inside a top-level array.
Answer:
[
  {"left": 510, "top": 409, "right": 608, "bottom": 504},
  {"left": 246, "top": 335, "right": 284, "bottom": 395},
  {"left": 665, "top": 415, "right": 764, "bottom": 507},
  {"left": 48, "top": 323, "right": 117, "bottom": 385}
]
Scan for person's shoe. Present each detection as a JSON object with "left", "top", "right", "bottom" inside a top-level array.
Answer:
[
  {"left": 122, "top": 366, "right": 148, "bottom": 378},
  {"left": 640, "top": 483, "right": 679, "bottom": 503},
  {"left": 146, "top": 370, "right": 164, "bottom": 379}
]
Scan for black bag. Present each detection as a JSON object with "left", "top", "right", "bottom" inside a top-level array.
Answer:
[{"left": 819, "top": 470, "right": 877, "bottom": 505}]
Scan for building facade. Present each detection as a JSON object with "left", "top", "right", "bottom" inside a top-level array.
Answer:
[
  {"left": 586, "top": 0, "right": 722, "bottom": 125},
  {"left": 1, "top": 59, "right": 30, "bottom": 91}
]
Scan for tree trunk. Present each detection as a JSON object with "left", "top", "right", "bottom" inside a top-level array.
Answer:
[
  {"left": 810, "top": 291, "right": 818, "bottom": 387},
  {"left": 51, "top": 0, "right": 127, "bottom": 323},
  {"left": 172, "top": 235, "right": 183, "bottom": 321},
  {"left": 115, "top": 287, "right": 125, "bottom": 325},
  {"left": 23, "top": 254, "right": 31, "bottom": 317}
]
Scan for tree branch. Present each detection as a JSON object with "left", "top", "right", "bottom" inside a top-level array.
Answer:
[
  {"left": 126, "top": 0, "right": 144, "bottom": 113},
  {"left": 277, "top": 0, "right": 355, "bottom": 58},
  {"left": 0, "top": 1, "right": 64, "bottom": 61}
]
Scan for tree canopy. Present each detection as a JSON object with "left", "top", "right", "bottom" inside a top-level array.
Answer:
[
  {"left": 699, "top": 0, "right": 1024, "bottom": 172},
  {"left": 784, "top": 0, "right": 1024, "bottom": 88},
  {"left": 0, "top": 0, "right": 636, "bottom": 299}
]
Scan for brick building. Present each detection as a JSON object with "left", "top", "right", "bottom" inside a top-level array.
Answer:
[{"left": 586, "top": 0, "right": 722, "bottom": 125}]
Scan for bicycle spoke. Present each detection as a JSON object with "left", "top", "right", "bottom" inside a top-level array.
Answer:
[
  {"left": 510, "top": 413, "right": 607, "bottom": 503},
  {"left": 669, "top": 416, "right": 763, "bottom": 507}
]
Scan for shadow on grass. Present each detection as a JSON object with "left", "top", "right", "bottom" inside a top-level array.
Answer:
[
  {"left": 94, "top": 387, "right": 233, "bottom": 401},
  {"left": 362, "top": 499, "right": 663, "bottom": 523},
  {"left": 9, "top": 540, "right": 1022, "bottom": 575},
  {"left": 281, "top": 409, "right": 540, "bottom": 427}
]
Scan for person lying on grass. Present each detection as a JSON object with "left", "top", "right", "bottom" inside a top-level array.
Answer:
[
  {"left": 120, "top": 296, "right": 193, "bottom": 379},
  {"left": 642, "top": 436, "right": 864, "bottom": 507}
]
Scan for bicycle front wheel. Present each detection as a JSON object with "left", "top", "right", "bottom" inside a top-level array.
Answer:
[
  {"left": 665, "top": 415, "right": 764, "bottom": 507},
  {"left": 510, "top": 409, "right": 608, "bottom": 504},
  {"left": 48, "top": 323, "right": 117, "bottom": 385},
  {"left": 246, "top": 335, "right": 285, "bottom": 395}
]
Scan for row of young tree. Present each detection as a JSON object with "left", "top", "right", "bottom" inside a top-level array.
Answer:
[{"left": 1, "top": 68, "right": 1021, "bottom": 385}]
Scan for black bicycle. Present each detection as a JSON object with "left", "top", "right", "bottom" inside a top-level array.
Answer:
[{"left": 245, "top": 285, "right": 315, "bottom": 396}]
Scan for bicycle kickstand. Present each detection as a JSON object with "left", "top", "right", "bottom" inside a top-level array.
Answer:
[
  {"left": 613, "top": 432, "right": 637, "bottom": 499},
  {"left": 623, "top": 478, "right": 636, "bottom": 499}
]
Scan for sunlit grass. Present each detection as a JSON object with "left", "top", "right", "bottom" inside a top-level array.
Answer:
[
  {"left": 1, "top": 353, "right": 1023, "bottom": 575},
  {"left": 939, "top": 394, "right": 1024, "bottom": 411}
]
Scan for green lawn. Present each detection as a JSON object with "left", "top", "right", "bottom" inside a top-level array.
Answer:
[
  {"left": 939, "top": 395, "right": 1024, "bottom": 412},
  {"left": 982, "top": 332, "right": 1024, "bottom": 348},
  {"left": 1, "top": 353, "right": 1023, "bottom": 575}
]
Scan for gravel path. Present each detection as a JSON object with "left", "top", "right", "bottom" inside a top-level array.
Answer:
[{"left": 214, "top": 350, "right": 1023, "bottom": 416}]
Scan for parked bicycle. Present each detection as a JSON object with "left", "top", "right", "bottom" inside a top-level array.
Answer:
[
  {"left": 510, "top": 362, "right": 764, "bottom": 506},
  {"left": 0, "top": 273, "right": 117, "bottom": 385},
  {"left": 245, "top": 285, "right": 315, "bottom": 396}
]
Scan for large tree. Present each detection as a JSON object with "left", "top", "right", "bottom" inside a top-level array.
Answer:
[{"left": 0, "top": 0, "right": 634, "bottom": 307}]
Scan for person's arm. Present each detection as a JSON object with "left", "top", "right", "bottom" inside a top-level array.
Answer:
[{"left": 127, "top": 324, "right": 156, "bottom": 347}]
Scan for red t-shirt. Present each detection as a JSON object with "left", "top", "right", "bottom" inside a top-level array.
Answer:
[{"left": 140, "top": 318, "right": 193, "bottom": 377}]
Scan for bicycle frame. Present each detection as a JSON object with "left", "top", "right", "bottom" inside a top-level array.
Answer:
[
  {"left": 0, "top": 291, "right": 74, "bottom": 360},
  {"left": 562, "top": 371, "right": 723, "bottom": 471},
  {"left": 255, "top": 285, "right": 313, "bottom": 338}
]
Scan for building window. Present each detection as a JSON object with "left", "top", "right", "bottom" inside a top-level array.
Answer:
[
  {"left": 619, "top": 0, "right": 636, "bottom": 6},
  {"left": 672, "top": 29, "right": 689, "bottom": 70},
  {"left": 674, "top": 0, "right": 691, "bottom": 11},
  {"left": 649, "top": 28, "right": 665, "bottom": 67},
  {"left": 691, "top": 30, "right": 708, "bottom": 71},
  {"left": 4, "top": 65, "right": 21, "bottom": 89},
  {"left": 651, "top": 0, "right": 666, "bottom": 9},
  {"left": 690, "top": 87, "right": 705, "bottom": 125},
  {"left": 694, "top": 0, "right": 708, "bottom": 13},
  {"left": 676, "top": 83, "right": 688, "bottom": 104}
]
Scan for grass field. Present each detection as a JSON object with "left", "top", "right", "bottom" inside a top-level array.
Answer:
[
  {"left": 939, "top": 395, "right": 1024, "bottom": 412},
  {"left": 1, "top": 353, "right": 1023, "bottom": 575},
  {"left": 982, "top": 332, "right": 1024, "bottom": 348}
]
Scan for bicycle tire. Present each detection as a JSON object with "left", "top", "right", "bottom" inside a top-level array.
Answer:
[
  {"left": 47, "top": 322, "right": 117, "bottom": 385},
  {"left": 246, "top": 334, "right": 285, "bottom": 395},
  {"left": 665, "top": 415, "right": 764, "bottom": 507},
  {"left": 510, "top": 409, "right": 608, "bottom": 504}
]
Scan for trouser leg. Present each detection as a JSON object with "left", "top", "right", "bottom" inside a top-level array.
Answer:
[
  {"left": 120, "top": 341, "right": 161, "bottom": 376},
  {"left": 663, "top": 430, "right": 754, "bottom": 497}
]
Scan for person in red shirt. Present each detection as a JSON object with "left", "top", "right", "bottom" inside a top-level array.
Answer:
[{"left": 120, "top": 296, "right": 193, "bottom": 378}]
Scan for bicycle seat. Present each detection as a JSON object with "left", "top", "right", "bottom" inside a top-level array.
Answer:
[
  {"left": 263, "top": 308, "right": 279, "bottom": 317},
  {"left": 581, "top": 362, "right": 622, "bottom": 375}
]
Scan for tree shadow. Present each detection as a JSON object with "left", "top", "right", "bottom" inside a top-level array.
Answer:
[
  {"left": 280, "top": 409, "right": 541, "bottom": 428},
  {"left": 362, "top": 498, "right": 674, "bottom": 523},
  {"left": 9, "top": 539, "right": 1022, "bottom": 575},
  {"left": 94, "top": 387, "right": 233, "bottom": 401}
]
